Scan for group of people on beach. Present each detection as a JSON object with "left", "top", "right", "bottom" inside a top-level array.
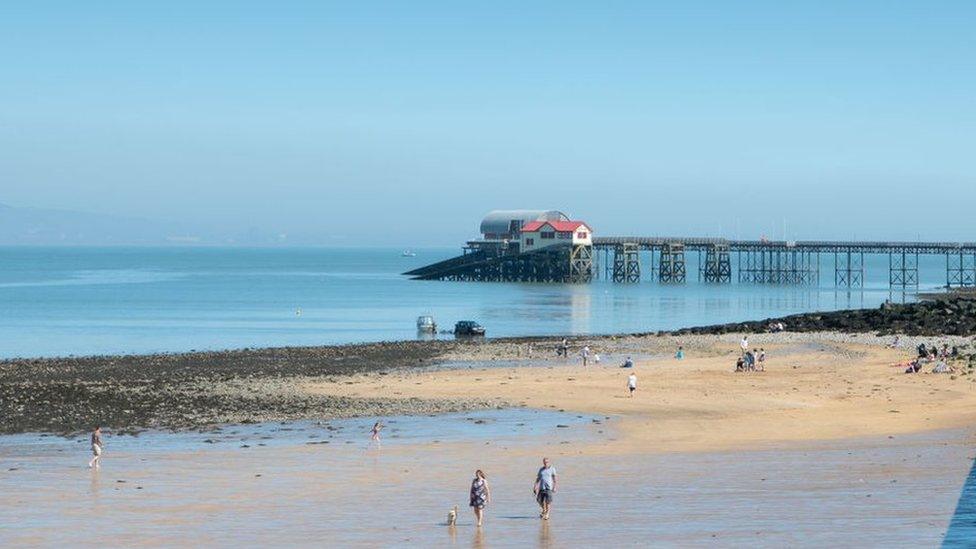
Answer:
[
  {"left": 903, "top": 341, "right": 959, "bottom": 374},
  {"left": 462, "top": 457, "right": 556, "bottom": 527},
  {"left": 735, "top": 336, "right": 766, "bottom": 372},
  {"left": 558, "top": 339, "right": 612, "bottom": 366}
]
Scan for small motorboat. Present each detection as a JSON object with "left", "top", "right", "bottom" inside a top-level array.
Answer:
[
  {"left": 416, "top": 315, "right": 437, "bottom": 333},
  {"left": 402, "top": 250, "right": 417, "bottom": 257}
]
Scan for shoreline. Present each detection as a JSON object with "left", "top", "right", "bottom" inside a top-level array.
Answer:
[{"left": 3, "top": 296, "right": 976, "bottom": 436}]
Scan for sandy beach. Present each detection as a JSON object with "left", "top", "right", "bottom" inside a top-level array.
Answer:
[
  {"left": 4, "top": 329, "right": 976, "bottom": 547},
  {"left": 308, "top": 333, "right": 976, "bottom": 454}
]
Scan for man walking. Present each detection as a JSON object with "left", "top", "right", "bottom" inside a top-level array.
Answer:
[
  {"left": 628, "top": 372, "right": 638, "bottom": 397},
  {"left": 533, "top": 457, "right": 557, "bottom": 520},
  {"left": 580, "top": 345, "right": 590, "bottom": 366}
]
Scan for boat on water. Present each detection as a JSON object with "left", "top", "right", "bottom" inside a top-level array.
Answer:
[
  {"left": 416, "top": 315, "right": 437, "bottom": 333},
  {"left": 402, "top": 250, "right": 417, "bottom": 257}
]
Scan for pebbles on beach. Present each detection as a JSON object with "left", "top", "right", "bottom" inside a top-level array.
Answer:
[{"left": 3, "top": 296, "right": 976, "bottom": 436}]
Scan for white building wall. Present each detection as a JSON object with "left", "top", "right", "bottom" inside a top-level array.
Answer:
[
  {"left": 572, "top": 226, "right": 592, "bottom": 246},
  {"left": 521, "top": 223, "right": 593, "bottom": 250}
]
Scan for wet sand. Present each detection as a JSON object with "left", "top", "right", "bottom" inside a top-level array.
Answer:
[
  {"left": 1, "top": 416, "right": 972, "bottom": 547},
  {"left": 4, "top": 334, "right": 976, "bottom": 546}
]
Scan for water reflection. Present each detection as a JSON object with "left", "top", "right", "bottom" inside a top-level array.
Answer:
[
  {"left": 470, "top": 527, "right": 485, "bottom": 548},
  {"left": 538, "top": 519, "right": 553, "bottom": 548}
]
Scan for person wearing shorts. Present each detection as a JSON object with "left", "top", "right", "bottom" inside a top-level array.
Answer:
[
  {"left": 628, "top": 373, "right": 637, "bottom": 397},
  {"left": 533, "top": 457, "right": 557, "bottom": 520}
]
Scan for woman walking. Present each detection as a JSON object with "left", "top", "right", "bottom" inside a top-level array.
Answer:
[
  {"left": 88, "top": 426, "right": 103, "bottom": 469},
  {"left": 469, "top": 469, "right": 491, "bottom": 527},
  {"left": 370, "top": 421, "right": 384, "bottom": 444}
]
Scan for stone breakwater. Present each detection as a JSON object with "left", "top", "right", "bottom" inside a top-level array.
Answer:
[{"left": 668, "top": 295, "right": 976, "bottom": 338}]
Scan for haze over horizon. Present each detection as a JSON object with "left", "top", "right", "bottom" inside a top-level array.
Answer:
[{"left": 2, "top": 2, "right": 974, "bottom": 246}]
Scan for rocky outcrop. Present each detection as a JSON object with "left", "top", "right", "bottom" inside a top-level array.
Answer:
[{"left": 670, "top": 296, "right": 976, "bottom": 337}]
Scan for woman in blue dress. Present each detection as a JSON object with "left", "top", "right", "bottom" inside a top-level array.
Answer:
[{"left": 469, "top": 469, "right": 492, "bottom": 527}]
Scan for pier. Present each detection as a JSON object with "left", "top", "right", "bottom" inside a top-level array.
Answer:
[{"left": 405, "top": 211, "right": 976, "bottom": 289}]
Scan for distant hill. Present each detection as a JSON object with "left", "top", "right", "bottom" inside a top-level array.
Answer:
[{"left": 0, "top": 202, "right": 202, "bottom": 245}]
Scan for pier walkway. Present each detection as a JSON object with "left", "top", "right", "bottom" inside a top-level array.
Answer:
[{"left": 407, "top": 236, "right": 976, "bottom": 289}]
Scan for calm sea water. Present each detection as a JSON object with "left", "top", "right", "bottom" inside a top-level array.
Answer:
[{"left": 0, "top": 246, "right": 950, "bottom": 359}]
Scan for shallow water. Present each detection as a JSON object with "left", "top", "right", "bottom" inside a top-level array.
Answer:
[
  {"left": 0, "top": 246, "right": 946, "bottom": 358},
  {"left": 1, "top": 409, "right": 972, "bottom": 547}
]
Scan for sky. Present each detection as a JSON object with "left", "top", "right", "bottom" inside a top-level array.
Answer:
[{"left": 1, "top": 1, "right": 974, "bottom": 245}]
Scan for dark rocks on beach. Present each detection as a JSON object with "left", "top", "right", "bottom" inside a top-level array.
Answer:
[
  {"left": 669, "top": 295, "right": 976, "bottom": 338},
  {"left": 0, "top": 339, "right": 504, "bottom": 436}
]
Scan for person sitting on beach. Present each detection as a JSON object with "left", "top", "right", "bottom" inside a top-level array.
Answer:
[
  {"left": 628, "top": 372, "right": 637, "bottom": 397},
  {"left": 933, "top": 360, "right": 954, "bottom": 374},
  {"left": 469, "top": 469, "right": 491, "bottom": 527},
  {"left": 370, "top": 421, "right": 384, "bottom": 442},
  {"left": 905, "top": 360, "right": 923, "bottom": 374},
  {"left": 88, "top": 426, "right": 103, "bottom": 469},
  {"left": 917, "top": 343, "right": 928, "bottom": 358},
  {"left": 735, "top": 356, "right": 745, "bottom": 372},
  {"left": 533, "top": 457, "right": 557, "bottom": 520},
  {"left": 675, "top": 346, "right": 684, "bottom": 360},
  {"left": 621, "top": 356, "right": 634, "bottom": 368},
  {"left": 888, "top": 335, "right": 902, "bottom": 348}
]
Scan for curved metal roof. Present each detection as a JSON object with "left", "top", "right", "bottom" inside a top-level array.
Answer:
[{"left": 479, "top": 210, "right": 569, "bottom": 236}]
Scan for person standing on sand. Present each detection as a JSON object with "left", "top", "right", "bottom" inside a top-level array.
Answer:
[
  {"left": 757, "top": 348, "right": 766, "bottom": 371},
  {"left": 628, "top": 372, "right": 638, "bottom": 397},
  {"left": 744, "top": 349, "right": 755, "bottom": 371},
  {"left": 580, "top": 346, "right": 590, "bottom": 366},
  {"left": 370, "top": 421, "right": 383, "bottom": 443},
  {"left": 740, "top": 335, "right": 749, "bottom": 356},
  {"left": 469, "top": 469, "right": 491, "bottom": 527},
  {"left": 88, "top": 426, "right": 103, "bottom": 469},
  {"left": 533, "top": 457, "right": 557, "bottom": 520},
  {"left": 675, "top": 345, "right": 684, "bottom": 360}
]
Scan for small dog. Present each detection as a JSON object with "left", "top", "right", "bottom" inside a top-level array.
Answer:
[{"left": 447, "top": 505, "right": 458, "bottom": 526}]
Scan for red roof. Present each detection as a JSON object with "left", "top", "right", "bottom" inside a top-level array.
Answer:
[{"left": 521, "top": 220, "right": 590, "bottom": 233}]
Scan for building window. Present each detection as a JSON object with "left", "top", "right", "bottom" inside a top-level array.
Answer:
[
  {"left": 525, "top": 238, "right": 534, "bottom": 246},
  {"left": 557, "top": 232, "right": 571, "bottom": 239},
  {"left": 577, "top": 231, "right": 588, "bottom": 239},
  {"left": 541, "top": 231, "right": 555, "bottom": 239}
]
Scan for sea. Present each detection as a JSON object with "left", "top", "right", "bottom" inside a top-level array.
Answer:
[{"left": 0, "top": 246, "right": 952, "bottom": 359}]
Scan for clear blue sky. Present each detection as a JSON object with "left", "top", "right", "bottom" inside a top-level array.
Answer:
[{"left": 1, "top": 1, "right": 974, "bottom": 245}]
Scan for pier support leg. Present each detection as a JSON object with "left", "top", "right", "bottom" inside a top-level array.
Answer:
[
  {"left": 659, "top": 243, "right": 686, "bottom": 283},
  {"left": 834, "top": 251, "right": 864, "bottom": 288},
  {"left": 569, "top": 245, "right": 593, "bottom": 283},
  {"left": 889, "top": 251, "right": 919, "bottom": 290},
  {"left": 947, "top": 251, "right": 976, "bottom": 287},
  {"left": 612, "top": 244, "right": 640, "bottom": 283},
  {"left": 702, "top": 244, "right": 731, "bottom": 283}
]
